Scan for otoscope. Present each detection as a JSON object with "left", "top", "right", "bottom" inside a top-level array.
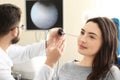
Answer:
[{"left": 57, "top": 28, "right": 78, "bottom": 37}]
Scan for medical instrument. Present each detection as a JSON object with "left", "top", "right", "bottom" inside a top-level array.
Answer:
[{"left": 58, "top": 28, "right": 78, "bottom": 37}]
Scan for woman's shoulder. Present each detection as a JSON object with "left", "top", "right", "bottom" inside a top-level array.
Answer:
[
  {"left": 110, "top": 65, "right": 120, "bottom": 74},
  {"left": 110, "top": 65, "right": 120, "bottom": 71},
  {"left": 106, "top": 65, "right": 120, "bottom": 80}
]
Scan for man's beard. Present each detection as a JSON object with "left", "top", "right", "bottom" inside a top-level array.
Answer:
[{"left": 11, "top": 36, "right": 20, "bottom": 44}]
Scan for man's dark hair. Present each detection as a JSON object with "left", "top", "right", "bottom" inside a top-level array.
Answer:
[{"left": 0, "top": 4, "right": 21, "bottom": 36}]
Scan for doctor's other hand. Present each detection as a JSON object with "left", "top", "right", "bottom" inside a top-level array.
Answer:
[{"left": 45, "top": 28, "right": 65, "bottom": 68}]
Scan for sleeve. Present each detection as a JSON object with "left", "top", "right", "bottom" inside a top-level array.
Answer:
[
  {"left": 34, "top": 64, "right": 54, "bottom": 80},
  {"left": 7, "top": 40, "right": 46, "bottom": 64},
  {"left": 105, "top": 65, "right": 120, "bottom": 80},
  {"left": 0, "top": 69, "right": 15, "bottom": 80}
]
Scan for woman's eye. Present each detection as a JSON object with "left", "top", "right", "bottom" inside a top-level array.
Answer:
[
  {"left": 90, "top": 35, "right": 95, "bottom": 39},
  {"left": 80, "top": 31, "right": 84, "bottom": 35}
]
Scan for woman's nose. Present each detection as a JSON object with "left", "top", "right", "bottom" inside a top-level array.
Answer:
[{"left": 80, "top": 35, "right": 87, "bottom": 43}]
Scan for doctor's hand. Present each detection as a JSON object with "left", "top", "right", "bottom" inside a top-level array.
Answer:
[
  {"left": 45, "top": 38, "right": 65, "bottom": 68},
  {"left": 46, "top": 28, "right": 64, "bottom": 48},
  {"left": 45, "top": 28, "right": 65, "bottom": 68}
]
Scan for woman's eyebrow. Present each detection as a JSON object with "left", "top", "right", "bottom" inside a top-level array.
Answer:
[
  {"left": 81, "top": 28, "right": 85, "bottom": 31},
  {"left": 81, "top": 28, "right": 97, "bottom": 36},
  {"left": 88, "top": 32, "right": 97, "bottom": 36}
]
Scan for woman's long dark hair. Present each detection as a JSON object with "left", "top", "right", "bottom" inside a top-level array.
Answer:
[{"left": 86, "top": 17, "right": 118, "bottom": 80}]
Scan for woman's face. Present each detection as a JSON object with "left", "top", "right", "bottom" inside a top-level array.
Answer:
[{"left": 77, "top": 21, "right": 102, "bottom": 57}]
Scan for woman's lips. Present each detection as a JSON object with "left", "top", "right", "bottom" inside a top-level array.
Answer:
[{"left": 79, "top": 44, "right": 87, "bottom": 50}]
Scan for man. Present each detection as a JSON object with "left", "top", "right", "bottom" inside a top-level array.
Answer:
[{"left": 0, "top": 3, "right": 65, "bottom": 80}]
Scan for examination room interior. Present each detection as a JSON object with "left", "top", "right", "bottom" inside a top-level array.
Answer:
[{"left": 0, "top": 0, "right": 120, "bottom": 79}]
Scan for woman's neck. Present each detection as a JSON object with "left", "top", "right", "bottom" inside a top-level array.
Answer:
[{"left": 77, "top": 56, "right": 94, "bottom": 67}]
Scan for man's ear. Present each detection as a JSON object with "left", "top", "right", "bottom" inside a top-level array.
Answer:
[{"left": 11, "top": 27, "right": 18, "bottom": 37}]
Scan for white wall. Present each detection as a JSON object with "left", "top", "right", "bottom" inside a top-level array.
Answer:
[{"left": 0, "top": 0, "right": 97, "bottom": 79}]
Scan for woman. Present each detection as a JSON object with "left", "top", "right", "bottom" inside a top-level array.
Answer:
[{"left": 57, "top": 17, "right": 120, "bottom": 80}]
